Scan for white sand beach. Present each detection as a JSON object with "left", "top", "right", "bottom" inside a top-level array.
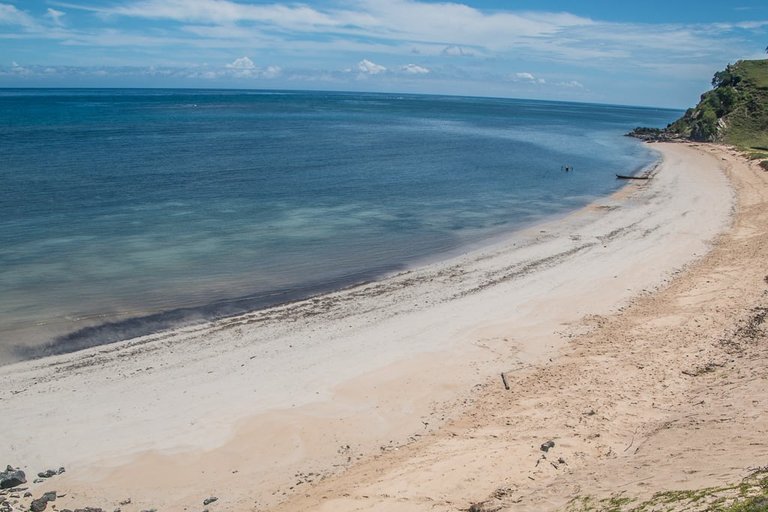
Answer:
[{"left": 3, "top": 142, "right": 760, "bottom": 512}]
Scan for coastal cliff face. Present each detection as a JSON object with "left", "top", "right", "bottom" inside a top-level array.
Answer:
[{"left": 630, "top": 59, "right": 768, "bottom": 157}]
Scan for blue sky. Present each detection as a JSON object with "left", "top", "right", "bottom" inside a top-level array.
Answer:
[{"left": 1, "top": 0, "right": 767, "bottom": 107}]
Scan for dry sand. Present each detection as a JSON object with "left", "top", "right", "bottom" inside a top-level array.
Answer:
[{"left": 3, "top": 143, "right": 764, "bottom": 512}]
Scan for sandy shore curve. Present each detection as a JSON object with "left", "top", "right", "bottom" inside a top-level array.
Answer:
[{"left": 0, "top": 143, "right": 745, "bottom": 511}]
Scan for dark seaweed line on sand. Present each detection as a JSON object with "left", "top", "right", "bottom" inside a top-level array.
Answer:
[{"left": 10, "top": 264, "right": 404, "bottom": 362}]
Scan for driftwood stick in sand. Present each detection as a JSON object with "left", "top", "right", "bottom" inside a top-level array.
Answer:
[
  {"left": 623, "top": 428, "right": 638, "bottom": 452},
  {"left": 500, "top": 365, "right": 531, "bottom": 390}
]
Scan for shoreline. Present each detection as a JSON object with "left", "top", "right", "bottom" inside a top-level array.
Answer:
[
  {"left": 0, "top": 143, "right": 736, "bottom": 511},
  {"left": 266, "top": 142, "right": 768, "bottom": 512},
  {"left": 5, "top": 145, "right": 656, "bottom": 364}
]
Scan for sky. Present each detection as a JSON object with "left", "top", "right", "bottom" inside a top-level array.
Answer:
[{"left": 1, "top": 0, "right": 767, "bottom": 107}]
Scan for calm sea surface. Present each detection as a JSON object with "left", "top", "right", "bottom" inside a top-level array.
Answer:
[{"left": 0, "top": 89, "right": 680, "bottom": 361}]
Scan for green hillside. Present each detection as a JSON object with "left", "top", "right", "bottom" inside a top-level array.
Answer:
[
  {"left": 629, "top": 59, "right": 768, "bottom": 158},
  {"left": 669, "top": 59, "right": 768, "bottom": 151}
]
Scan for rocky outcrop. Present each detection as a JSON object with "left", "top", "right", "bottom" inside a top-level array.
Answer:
[
  {"left": 625, "top": 126, "right": 685, "bottom": 142},
  {"left": 0, "top": 466, "right": 25, "bottom": 489},
  {"left": 30, "top": 491, "right": 57, "bottom": 512}
]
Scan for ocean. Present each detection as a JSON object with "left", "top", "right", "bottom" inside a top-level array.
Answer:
[{"left": 0, "top": 89, "right": 680, "bottom": 362}]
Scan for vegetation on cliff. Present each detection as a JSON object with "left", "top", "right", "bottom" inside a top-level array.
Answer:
[{"left": 629, "top": 59, "right": 768, "bottom": 164}]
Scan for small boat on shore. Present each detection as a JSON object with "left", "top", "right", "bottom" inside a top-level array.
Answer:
[{"left": 616, "top": 174, "right": 651, "bottom": 180}]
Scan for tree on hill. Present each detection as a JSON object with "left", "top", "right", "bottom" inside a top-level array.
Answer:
[{"left": 712, "top": 65, "right": 740, "bottom": 87}]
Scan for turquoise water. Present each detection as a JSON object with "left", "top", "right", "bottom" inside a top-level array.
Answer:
[{"left": 0, "top": 89, "right": 680, "bottom": 361}]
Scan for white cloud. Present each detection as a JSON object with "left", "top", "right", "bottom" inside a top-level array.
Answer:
[
  {"left": 0, "top": 62, "right": 284, "bottom": 82},
  {"left": 4, "top": 0, "right": 766, "bottom": 107},
  {"left": 220, "top": 59, "right": 283, "bottom": 79},
  {"left": 9, "top": 61, "right": 30, "bottom": 75},
  {"left": 46, "top": 8, "right": 66, "bottom": 26},
  {"left": 442, "top": 45, "right": 473, "bottom": 57},
  {"left": 226, "top": 56, "right": 255, "bottom": 69},
  {"left": 513, "top": 72, "right": 546, "bottom": 84},
  {"left": 710, "top": 20, "right": 768, "bottom": 31},
  {"left": 357, "top": 59, "right": 386, "bottom": 75},
  {"left": 0, "top": 3, "right": 36, "bottom": 27},
  {"left": 401, "top": 63, "right": 429, "bottom": 74},
  {"left": 52, "top": 0, "right": 768, "bottom": 71},
  {"left": 262, "top": 65, "right": 281, "bottom": 78},
  {"left": 73, "top": 0, "right": 369, "bottom": 27},
  {"left": 60, "top": 0, "right": 592, "bottom": 53}
]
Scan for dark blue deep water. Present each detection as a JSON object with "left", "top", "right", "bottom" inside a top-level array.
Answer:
[{"left": 0, "top": 89, "right": 680, "bottom": 360}]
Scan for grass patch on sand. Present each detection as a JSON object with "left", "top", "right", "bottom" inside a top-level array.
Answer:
[{"left": 565, "top": 468, "right": 768, "bottom": 512}]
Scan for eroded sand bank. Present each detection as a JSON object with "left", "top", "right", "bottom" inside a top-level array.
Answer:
[{"left": 0, "top": 143, "right": 742, "bottom": 511}]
